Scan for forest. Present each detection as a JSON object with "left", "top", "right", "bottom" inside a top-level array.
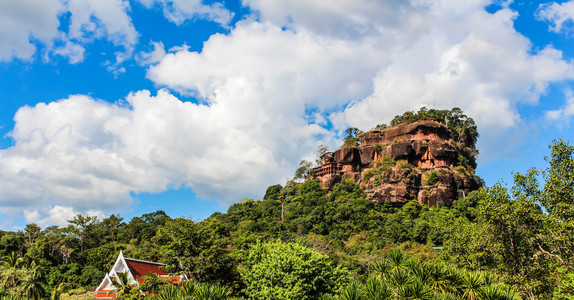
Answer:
[{"left": 1, "top": 110, "right": 574, "bottom": 299}]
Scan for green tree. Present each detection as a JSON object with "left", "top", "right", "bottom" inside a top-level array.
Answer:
[
  {"left": 541, "top": 139, "right": 574, "bottom": 219},
  {"left": 343, "top": 128, "right": 362, "bottom": 147},
  {"left": 294, "top": 160, "right": 314, "bottom": 182},
  {"left": 263, "top": 184, "right": 283, "bottom": 202},
  {"left": 153, "top": 218, "right": 237, "bottom": 284},
  {"left": 242, "top": 240, "right": 348, "bottom": 299}
]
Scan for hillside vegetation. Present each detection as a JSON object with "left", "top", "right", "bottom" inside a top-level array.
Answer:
[{"left": 1, "top": 113, "right": 574, "bottom": 299}]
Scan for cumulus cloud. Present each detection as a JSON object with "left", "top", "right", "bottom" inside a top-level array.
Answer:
[
  {"left": 147, "top": 21, "right": 384, "bottom": 107},
  {"left": 0, "top": 0, "right": 137, "bottom": 69},
  {"left": 340, "top": 10, "right": 574, "bottom": 134},
  {"left": 64, "top": 0, "right": 139, "bottom": 70},
  {"left": 0, "top": 90, "right": 331, "bottom": 221},
  {"left": 537, "top": 1, "right": 574, "bottom": 34},
  {"left": 148, "top": 1, "right": 574, "bottom": 163},
  {"left": 24, "top": 205, "right": 104, "bottom": 228},
  {"left": 4, "top": 0, "right": 574, "bottom": 225},
  {"left": 137, "top": 0, "right": 233, "bottom": 26},
  {"left": 0, "top": 0, "right": 63, "bottom": 61}
]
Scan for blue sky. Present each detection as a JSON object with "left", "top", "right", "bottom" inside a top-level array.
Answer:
[{"left": 1, "top": 0, "right": 574, "bottom": 229}]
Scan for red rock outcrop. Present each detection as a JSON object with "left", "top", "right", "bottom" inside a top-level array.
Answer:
[{"left": 312, "top": 120, "right": 480, "bottom": 206}]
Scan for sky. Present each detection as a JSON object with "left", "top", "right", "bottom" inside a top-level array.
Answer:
[{"left": 1, "top": 0, "right": 574, "bottom": 230}]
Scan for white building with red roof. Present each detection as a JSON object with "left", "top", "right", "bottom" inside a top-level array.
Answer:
[{"left": 92, "top": 251, "right": 186, "bottom": 299}]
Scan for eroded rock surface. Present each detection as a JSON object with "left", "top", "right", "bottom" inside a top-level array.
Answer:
[{"left": 312, "top": 120, "right": 480, "bottom": 205}]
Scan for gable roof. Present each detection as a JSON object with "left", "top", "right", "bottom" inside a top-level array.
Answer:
[
  {"left": 94, "top": 251, "right": 187, "bottom": 298},
  {"left": 124, "top": 258, "right": 168, "bottom": 283}
]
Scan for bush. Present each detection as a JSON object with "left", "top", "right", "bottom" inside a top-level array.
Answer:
[
  {"left": 242, "top": 241, "right": 349, "bottom": 299},
  {"left": 426, "top": 171, "right": 441, "bottom": 186},
  {"left": 363, "top": 169, "right": 375, "bottom": 182},
  {"left": 381, "top": 156, "right": 396, "bottom": 169}
]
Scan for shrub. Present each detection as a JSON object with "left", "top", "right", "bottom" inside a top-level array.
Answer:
[
  {"left": 363, "top": 169, "right": 375, "bottom": 182},
  {"left": 426, "top": 171, "right": 441, "bottom": 186},
  {"left": 242, "top": 241, "right": 349, "bottom": 299}
]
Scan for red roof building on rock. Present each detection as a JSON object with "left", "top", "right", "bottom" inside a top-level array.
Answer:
[{"left": 91, "top": 251, "right": 187, "bottom": 299}]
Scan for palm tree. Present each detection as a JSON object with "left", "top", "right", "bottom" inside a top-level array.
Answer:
[
  {"left": 192, "top": 282, "right": 231, "bottom": 300},
  {"left": 460, "top": 271, "right": 483, "bottom": 300},
  {"left": 396, "top": 278, "right": 433, "bottom": 300},
  {"left": 21, "top": 267, "right": 45, "bottom": 300},
  {"left": 428, "top": 263, "right": 460, "bottom": 295},
  {"left": 153, "top": 280, "right": 231, "bottom": 300},
  {"left": 1, "top": 253, "right": 21, "bottom": 269},
  {"left": 370, "top": 259, "right": 392, "bottom": 279},
  {"left": 370, "top": 248, "right": 409, "bottom": 282},
  {"left": 363, "top": 276, "right": 392, "bottom": 300},
  {"left": 478, "top": 285, "right": 502, "bottom": 300},
  {"left": 405, "top": 259, "right": 435, "bottom": 286},
  {"left": 153, "top": 285, "right": 182, "bottom": 300},
  {"left": 338, "top": 280, "right": 362, "bottom": 300},
  {"left": 50, "top": 283, "right": 65, "bottom": 300},
  {"left": 386, "top": 248, "right": 408, "bottom": 272},
  {"left": 112, "top": 272, "right": 137, "bottom": 299},
  {"left": 387, "top": 268, "right": 412, "bottom": 288}
]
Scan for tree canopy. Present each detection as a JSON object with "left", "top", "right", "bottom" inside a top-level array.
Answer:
[
  {"left": 389, "top": 107, "right": 479, "bottom": 149},
  {"left": 2, "top": 140, "right": 574, "bottom": 299}
]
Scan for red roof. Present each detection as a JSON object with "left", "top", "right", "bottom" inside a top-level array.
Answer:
[{"left": 125, "top": 258, "right": 168, "bottom": 283}]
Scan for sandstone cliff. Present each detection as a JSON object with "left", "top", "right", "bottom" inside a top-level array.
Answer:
[{"left": 312, "top": 120, "right": 480, "bottom": 206}]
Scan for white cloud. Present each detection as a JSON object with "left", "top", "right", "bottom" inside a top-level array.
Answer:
[
  {"left": 0, "top": 90, "right": 332, "bottom": 224},
  {"left": 147, "top": 20, "right": 384, "bottom": 107},
  {"left": 64, "top": 0, "right": 138, "bottom": 70},
  {"left": 0, "top": 0, "right": 138, "bottom": 69},
  {"left": 137, "top": 0, "right": 233, "bottom": 26},
  {"left": 546, "top": 89, "right": 574, "bottom": 121},
  {"left": 148, "top": 1, "right": 574, "bottom": 164},
  {"left": 4, "top": 0, "right": 574, "bottom": 225},
  {"left": 0, "top": 0, "right": 63, "bottom": 61},
  {"left": 136, "top": 41, "right": 166, "bottom": 66},
  {"left": 54, "top": 41, "right": 86, "bottom": 64},
  {"left": 340, "top": 10, "right": 574, "bottom": 134},
  {"left": 24, "top": 205, "right": 104, "bottom": 228},
  {"left": 243, "top": 0, "right": 491, "bottom": 41},
  {"left": 66, "top": 0, "right": 137, "bottom": 47},
  {"left": 537, "top": 1, "right": 574, "bottom": 34}
]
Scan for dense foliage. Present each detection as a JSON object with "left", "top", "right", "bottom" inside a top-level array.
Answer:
[
  {"left": 1, "top": 139, "right": 574, "bottom": 299},
  {"left": 242, "top": 240, "right": 348, "bottom": 299},
  {"left": 388, "top": 107, "right": 479, "bottom": 149}
]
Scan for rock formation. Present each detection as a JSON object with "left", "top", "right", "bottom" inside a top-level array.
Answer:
[{"left": 312, "top": 120, "right": 480, "bottom": 206}]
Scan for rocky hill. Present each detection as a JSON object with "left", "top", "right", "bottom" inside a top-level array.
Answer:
[{"left": 312, "top": 119, "right": 480, "bottom": 206}]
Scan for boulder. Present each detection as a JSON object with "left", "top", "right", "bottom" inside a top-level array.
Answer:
[
  {"left": 428, "top": 140, "right": 456, "bottom": 159},
  {"left": 318, "top": 174, "right": 340, "bottom": 190},
  {"left": 420, "top": 186, "right": 456, "bottom": 206},
  {"left": 391, "top": 141, "right": 413, "bottom": 160},
  {"left": 371, "top": 184, "right": 411, "bottom": 204},
  {"left": 412, "top": 140, "right": 428, "bottom": 156},
  {"left": 381, "top": 120, "right": 449, "bottom": 142},
  {"left": 334, "top": 147, "right": 361, "bottom": 164},
  {"left": 360, "top": 145, "right": 376, "bottom": 165},
  {"left": 358, "top": 130, "right": 383, "bottom": 146},
  {"left": 342, "top": 172, "right": 360, "bottom": 182}
]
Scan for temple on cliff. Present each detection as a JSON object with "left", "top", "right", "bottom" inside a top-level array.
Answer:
[{"left": 312, "top": 120, "right": 479, "bottom": 206}]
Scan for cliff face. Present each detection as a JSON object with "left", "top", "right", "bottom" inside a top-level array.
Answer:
[{"left": 312, "top": 120, "right": 480, "bottom": 206}]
